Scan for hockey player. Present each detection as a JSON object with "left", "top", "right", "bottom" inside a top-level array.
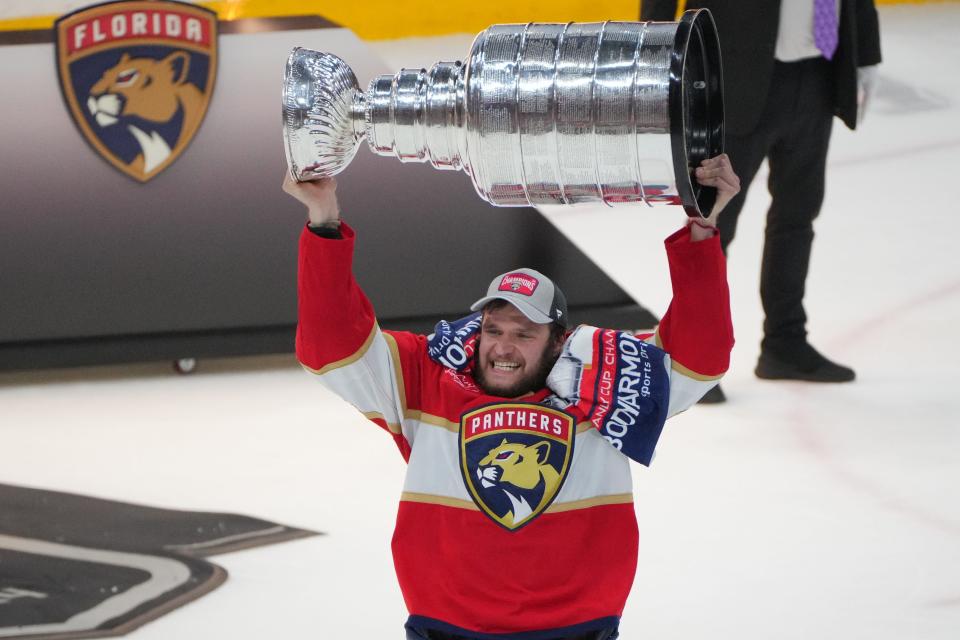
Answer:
[{"left": 284, "top": 154, "right": 739, "bottom": 640}]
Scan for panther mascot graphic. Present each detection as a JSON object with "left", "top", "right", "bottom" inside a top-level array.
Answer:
[
  {"left": 85, "top": 51, "right": 204, "bottom": 175},
  {"left": 476, "top": 439, "right": 560, "bottom": 526}
]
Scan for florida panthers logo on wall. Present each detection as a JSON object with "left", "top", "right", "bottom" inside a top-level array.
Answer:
[
  {"left": 460, "top": 403, "right": 575, "bottom": 531},
  {"left": 55, "top": 1, "right": 217, "bottom": 182}
]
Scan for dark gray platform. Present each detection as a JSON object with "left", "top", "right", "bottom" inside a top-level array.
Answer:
[{"left": 0, "top": 483, "right": 317, "bottom": 639}]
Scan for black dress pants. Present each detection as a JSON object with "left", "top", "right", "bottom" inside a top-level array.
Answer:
[{"left": 717, "top": 58, "right": 835, "bottom": 356}]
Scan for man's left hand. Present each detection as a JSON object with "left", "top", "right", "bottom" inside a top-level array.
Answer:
[{"left": 694, "top": 153, "right": 740, "bottom": 227}]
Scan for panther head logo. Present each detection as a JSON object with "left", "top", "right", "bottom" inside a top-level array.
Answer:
[
  {"left": 476, "top": 438, "right": 560, "bottom": 526},
  {"left": 85, "top": 51, "right": 204, "bottom": 176},
  {"left": 460, "top": 404, "right": 574, "bottom": 530},
  {"left": 56, "top": 1, "right": 218, "bottom": 182}
]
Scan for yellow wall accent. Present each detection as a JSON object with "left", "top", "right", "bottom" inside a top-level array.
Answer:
[
  {"left": 0, "top": 0, "right": 955, "bottom": 38},
  {"left": 1, "top": 15, "right": 58, "bottom": 31},
  {"left": 0, "top": 0, "right": 640, "bottom": 37},
  {"left": 210, "top": 0, "right": 644, "bottom": 38}
]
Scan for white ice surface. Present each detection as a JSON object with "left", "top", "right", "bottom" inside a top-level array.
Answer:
[{"left": 2, "top": 5, "right": 959, "bottom": 639}]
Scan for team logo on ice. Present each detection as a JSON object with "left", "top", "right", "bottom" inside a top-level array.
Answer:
[
  {"left": 55, "top": 1, "right": 218, "bottom": 182},
  {"left": 460, "top": 403, "right": 575, "bottom": 531}
]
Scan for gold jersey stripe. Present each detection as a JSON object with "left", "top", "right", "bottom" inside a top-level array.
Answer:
[
  {"left": 546, "top": 493, "right": 634, "bottom": 513},
  {"left": 405, "top": 410, "right": 459, "bottom": 433},
  {"left": 362, "top": 411, "right": 403, "bottom": 435},
  {"left": 400, "top": 491, "right": 634, "bottom": 513},
  {"left": 670, "top": 359, "right": 724, "bottom": 382},
  {"left": 301, "top": 323, "right": 379, "bottom": 376},
  {"left": 400, "top": 492, "right": 478, "bottom": 511}
]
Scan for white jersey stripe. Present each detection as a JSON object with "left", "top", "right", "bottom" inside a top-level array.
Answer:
[
  {"left": 382, "top": 332, "right": 409, "bottom": 410},
  {"left": 402, "top": 420, "right": 634, "bottom": 506},
  {"left": 403, "top": 424, "right": 472, "bottom": 500},
  {"left": 303, "top": 325, "right": 411, "bottom": 444},
  {"left": 554, "top": 429, "right": 633, "bottom": 503}
]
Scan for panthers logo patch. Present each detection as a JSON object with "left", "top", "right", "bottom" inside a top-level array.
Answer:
[
  {"left": 460, "top": 403, "right": 575, "bottom": 531},
  {"left": 55, "top": 1, "right": 217, "bottom": 182}
]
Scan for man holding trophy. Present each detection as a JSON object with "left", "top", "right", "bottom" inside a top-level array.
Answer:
[
  {"left": 283, "top": 10, "right": 740, "bottom": 640},
  {"left": 285, "top": 152, "right": 737, "bottom": 639}
]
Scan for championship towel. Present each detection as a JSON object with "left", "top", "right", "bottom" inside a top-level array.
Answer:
[
  {"left": 426, "top": 313, "right": 481, "bottom": 373},
  {"left": 428, "top": 318, "right": 670, "bottom": 465},
  {"left": 547, "top": 326, "right": 670, "bottom": 466}
]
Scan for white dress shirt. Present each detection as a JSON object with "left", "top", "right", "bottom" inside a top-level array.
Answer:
[{"left": 775, "top": 0, "right": 842, "bottom": 61}]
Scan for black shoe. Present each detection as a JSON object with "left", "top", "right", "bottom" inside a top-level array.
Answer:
[
  {"left": 698, "top": 383, "right": 726, "bottom": 404},
  {"left": 755, "top": 344, "right": 855, "bottom": 382}
]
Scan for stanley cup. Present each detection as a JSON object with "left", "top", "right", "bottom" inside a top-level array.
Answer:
[{"left": 283, "top": 9, "right": 723, "bottom": 217}]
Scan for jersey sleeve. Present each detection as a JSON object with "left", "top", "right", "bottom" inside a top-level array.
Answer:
[
  {"left": 641, "top": 225, "right": 734, "bottom": 416},
  {"left": 296, "top": 222, "right": 423, "bottom": 459}
]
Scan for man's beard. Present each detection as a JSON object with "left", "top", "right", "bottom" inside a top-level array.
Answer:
[{"left": 473, "top": 343, "right": 560, "bottom": 398}]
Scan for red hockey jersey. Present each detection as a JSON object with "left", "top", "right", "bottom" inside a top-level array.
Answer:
[{"left": 296, "top": 222, "right": 732, "bottom": 638}]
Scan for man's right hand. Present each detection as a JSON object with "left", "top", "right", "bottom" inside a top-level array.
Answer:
[{"left": 282, "top": 173, "right": 340, "bottom": 227}]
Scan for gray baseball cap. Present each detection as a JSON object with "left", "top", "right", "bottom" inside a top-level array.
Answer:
[{"left": 470, "top": 268, "right": 569, "bottom": 328}]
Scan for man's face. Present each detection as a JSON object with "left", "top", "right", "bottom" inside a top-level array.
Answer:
[{"left": 474, "top": 304, "right": 560, "bottom": 398}]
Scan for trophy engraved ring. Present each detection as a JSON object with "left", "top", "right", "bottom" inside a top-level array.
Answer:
[{"left": 283, "top": 9, "right": 723, "bottom": 217}]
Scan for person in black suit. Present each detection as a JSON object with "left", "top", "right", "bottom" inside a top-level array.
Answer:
[{"left": 641, "top": 0, "right": 882, "bottom": 402}]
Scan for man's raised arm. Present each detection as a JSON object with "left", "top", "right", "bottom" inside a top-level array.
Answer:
[
  {"left": 648, "top": 154, "right": 739, "bottom": 415},
  {"left": 285, "top": 175, "right": 418, "bottom": 458}
]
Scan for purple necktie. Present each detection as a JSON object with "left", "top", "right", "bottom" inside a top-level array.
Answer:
[{"left": 813, "top": 0, "right": 839, "bottom": 60}]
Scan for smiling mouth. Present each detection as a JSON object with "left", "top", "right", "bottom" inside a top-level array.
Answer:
[{"left": 492, "top": 361, "right": 521, "bottom": 373}]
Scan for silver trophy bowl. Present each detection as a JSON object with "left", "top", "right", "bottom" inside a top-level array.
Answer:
[{"left": 283, "top": 9, "right": 723, "bottom": 217}]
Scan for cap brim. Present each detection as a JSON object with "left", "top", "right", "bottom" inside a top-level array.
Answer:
[{"left": 470, "top": 294, "right": 554, "bottom": 324}]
